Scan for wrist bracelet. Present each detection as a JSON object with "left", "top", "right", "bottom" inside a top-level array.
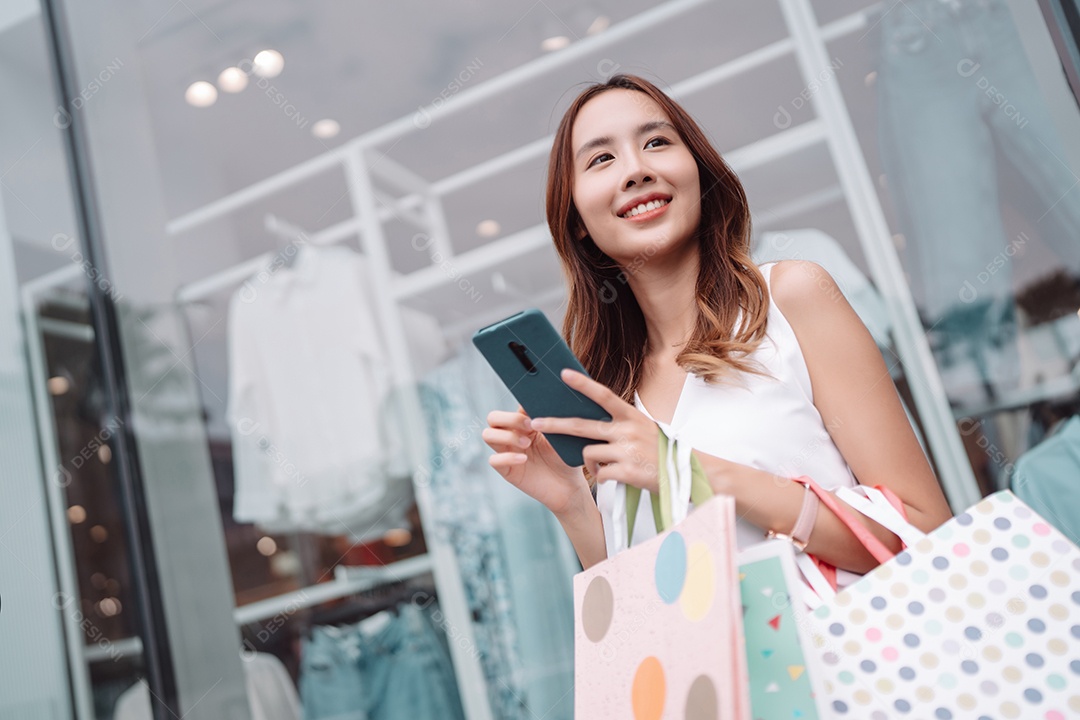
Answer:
[
  {"left": 765, "top": 481, "right": 819, "bottom": 551},
  {"left": 790, "top": 482, "right": 820, "bottom": 546}
]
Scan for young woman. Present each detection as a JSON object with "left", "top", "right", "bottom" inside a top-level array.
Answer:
[{"left": 481, "top": 74, "right": 953, "bottom": 576}]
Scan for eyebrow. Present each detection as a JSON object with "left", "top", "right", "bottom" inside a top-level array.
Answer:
[{"left": 574, "top": 120, "right": 677, "bottom": 161}]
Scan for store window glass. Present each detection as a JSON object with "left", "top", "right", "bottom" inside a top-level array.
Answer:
[
  {"left": 810, "top": 0, "right": 1080, "bottom": 508},
  {"left": 0, "top": 1, "right": 161, "bottom": 718},
  {"left": 31, "top": 0, "right": 1080, "bottom": 718}
]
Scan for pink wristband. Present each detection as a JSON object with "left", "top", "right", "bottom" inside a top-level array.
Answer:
[{"left": 790, "top": 483, "right": 819, "bottom": 548}]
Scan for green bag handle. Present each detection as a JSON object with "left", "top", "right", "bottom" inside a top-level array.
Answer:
[{"left": 624, "top": 428, "right": 713, "bottom": 545}]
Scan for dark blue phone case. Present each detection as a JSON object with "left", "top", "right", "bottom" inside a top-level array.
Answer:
[{"left": 472, "top": 308, "right": 612, "bottom": 467}]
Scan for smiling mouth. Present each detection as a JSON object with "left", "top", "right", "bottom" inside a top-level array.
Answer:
[{"left": 619, "top": 198, "right": 671, "bottom": 219}]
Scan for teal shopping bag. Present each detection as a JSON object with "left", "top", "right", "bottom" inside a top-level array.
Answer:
[{"left": 738, "top": 542, "right": 826, "bottom": 719}]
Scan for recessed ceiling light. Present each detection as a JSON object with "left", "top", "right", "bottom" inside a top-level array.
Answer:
[
  {"left": 312, "top": 119, "right": 340, "bottom": 139},
  {"left": 587, "top": 16, "right": 610, "bottom": 34},
  {"left": 67, "top": 505, "right": 86, "bottom": 524},
  {"left": 541, "top": 35, "right": 571, "bottom": 52},
  {"left": 253, "top": 49, "right": 285, "bottom": 78},
  {"left": 257, "top": 536, "right": 278, "bottom": 556},
  {"left": 48, "top": 375, "right": 70, "bottom": 395},
  {"left": 218, "top": 66, "right": 248, "bottom": 93},
  {"left": 477, "top": 219, "right": 500, "bottom": 237},
  {"left": 185, "top": 81, "right": 218, "bottom": 107}
]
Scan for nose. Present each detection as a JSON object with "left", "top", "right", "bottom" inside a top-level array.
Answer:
[{"left": 622, "top": 153, "right": 654, "bottom": 190}]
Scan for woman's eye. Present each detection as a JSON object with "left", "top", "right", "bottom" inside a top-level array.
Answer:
[
  {"left": 646, "top": 137, "right": 670, "bottom": 149},
  {"left": 587, "top": 153, "right": 613, "bottom": 168}
]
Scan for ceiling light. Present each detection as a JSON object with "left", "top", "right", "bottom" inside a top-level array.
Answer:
[
  {"left": 218, "top": 66, "right": 248, "bottom": 93},
  {"left": 541, "top": 35, "right": 571, "bottom": 52},
  {"left": 67, "top": 505, "right": 86, "bottom": 524},
  {"left": 477, "top": 219, "right": 500, "bottom": 237},
  {"left": 185, "top": 81, "right": 218, "bottom": 107},
  {"left": 586, "top": 16, "right": 610, "bottom": 34},
  {"left": 312, "top": 119, "right": 340, "bottom": 139},
  {"left": 257, "top": 536, "right": 278, "bottom": 556},
  {"left": 253, "top": 49, "right": 285, "bottom": 78},
  {"left": 48, "top": 375, "right": 70, "bottom": 395}
]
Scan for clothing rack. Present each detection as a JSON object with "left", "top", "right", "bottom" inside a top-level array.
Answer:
[{"left": 234, "top": 553, "right": 435, "bottom": 625}]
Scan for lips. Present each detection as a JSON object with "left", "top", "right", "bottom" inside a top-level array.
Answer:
[{"left": 617, "top": 193, "right": 672, "bottom": 218}]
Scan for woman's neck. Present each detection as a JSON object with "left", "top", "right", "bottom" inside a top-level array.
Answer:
[{"left": 623, "top": 246, "right": 700, "bottom": 357}]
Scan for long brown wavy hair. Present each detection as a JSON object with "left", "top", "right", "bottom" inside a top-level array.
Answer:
[{"left": 546, "top": 74, "right": 773, "bottom": 401}]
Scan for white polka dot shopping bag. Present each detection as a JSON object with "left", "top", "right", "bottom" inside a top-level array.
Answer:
[
  {"left": 805, "top": 490, "right": 1080, "bottom": 719},
  {"left": 574, "top": 493, "right": 751, "bottom": 719}
]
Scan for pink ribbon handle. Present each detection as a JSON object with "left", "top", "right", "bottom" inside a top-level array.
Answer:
[{"left": 792, "top": 475, "right": 897, "bottom": 565}]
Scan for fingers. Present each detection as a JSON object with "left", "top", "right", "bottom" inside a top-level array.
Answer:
[
  {"left": 582, "top": 443, "right": 622, "bottom": 480},
  {"left": 482, "top": 427, "right": 531, "bottom": 451},
  {"left": 488, "top": 409, "right": 532, "bottom": 433},
  {"left": 559, "top": 368, "right": 629, "bottom": 418},
  {"left": 529, "top": 415, "right": 613, "bottom": 440}
]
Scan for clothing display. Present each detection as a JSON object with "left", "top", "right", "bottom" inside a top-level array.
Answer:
[
  {"left": 877, "top": 0, "right": 1080, "bottom": 401},
  {"left": 300, "top": 601, "right": 464, "bottom": 720},
  {"left": 595, "top": 261, "right": 862, "bottom": 586},
  {"left": 113, "top": 652, "right": 300, "bottom": 720},
  {"left": 420, "top": 347, "right": 577, "bottom": 720},
  {"left": 1011, "top": 413, "right": 1080, "bottom": 544},
  {"left": 225, "top": 244, "right": 446, "bottom": 541}
]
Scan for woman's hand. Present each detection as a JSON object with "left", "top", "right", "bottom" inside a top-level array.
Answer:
[
  {"left": 529, "top": 369, "right": 662, "bottom": 495},
  {"left": 483, "top": 406, "right": 590, "bottom": 518}
]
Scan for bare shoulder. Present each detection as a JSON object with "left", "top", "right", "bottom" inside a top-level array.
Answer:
[{"left": 764, "top": 259, "right": 842, "bottom": 319}]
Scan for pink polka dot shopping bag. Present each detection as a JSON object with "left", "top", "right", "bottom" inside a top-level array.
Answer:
[
  {"left": 804, "top": 489, "right": 1080, "bottom": 719},
  {"left": 574, "top": 493, "right": 750, "bottom": 719}
]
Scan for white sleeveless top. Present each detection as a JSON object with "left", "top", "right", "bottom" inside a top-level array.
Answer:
[{"left": 596, "top": 261, "right": 859, "bottom": 556}]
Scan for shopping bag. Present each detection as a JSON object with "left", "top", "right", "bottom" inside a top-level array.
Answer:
[
  {"left": 574, "top": 494, "right": 748, "bottom": 719},
  {"left": 804, "top": 489, "right": 1080, "bottom": 718},
  {"left": 574, "top": 433, "right": 749, "bottom": 718},
  {"left": 738, "top": 541, "right": 828, "bottom": 719}
]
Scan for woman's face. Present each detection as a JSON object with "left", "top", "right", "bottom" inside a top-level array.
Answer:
[{"left": 570, "top": 89, "right": 702, "bottom": 267}]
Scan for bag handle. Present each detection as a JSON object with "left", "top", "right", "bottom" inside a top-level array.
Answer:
[
  {"left": 791, "top": 476, "right": 898, "bottom": 565},
  {"left": 833, "top": 485, "right": 925, "bottom": 548},
  {"left": 623, "top": 429, "right": 713, "bottom": 544}
]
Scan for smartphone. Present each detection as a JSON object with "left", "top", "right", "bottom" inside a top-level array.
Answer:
[{"left": 472, "top": 308, "right": 611, "bottom": 467}]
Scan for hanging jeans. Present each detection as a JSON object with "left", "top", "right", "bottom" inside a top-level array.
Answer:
[
  {"left": 300, "top": 626, "right": 368, "bottom": 720},
  {"left": 356, "top": 603, "right": 464, "bottom": 720},
  {"left": 877, "top": 0, "right": 1080, "bottom": 400},
  {"left": 300, "top": 604, "right": 465, "bottom": 720},
  {"left": 879, "top": 0, "right": 1080, "bottom": 317}
]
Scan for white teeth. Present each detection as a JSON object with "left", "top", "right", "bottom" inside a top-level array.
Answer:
[{"left": 622, "top": 198, "right": 669, "bottom": 218}]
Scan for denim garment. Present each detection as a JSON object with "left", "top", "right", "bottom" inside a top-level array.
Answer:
[
  {"left": 878, "top": 0, "right": 1080, "bottom": 322},
  {"left": 299, "top": 626, "right": 367, "bottom": 720},
  {"left": 355, "top": 603, "right": 465, "bottom": 720}
]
